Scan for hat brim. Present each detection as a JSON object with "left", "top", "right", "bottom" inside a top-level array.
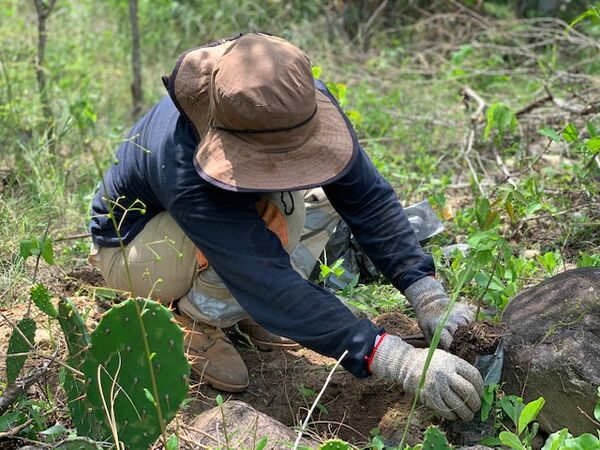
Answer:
[{"left": 193, "top": 90, "right": 357, "bottom": 192}]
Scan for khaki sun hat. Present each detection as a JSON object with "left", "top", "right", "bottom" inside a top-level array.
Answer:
[{"left": 163, "top": 33, "right": 357, "bottom": 192}]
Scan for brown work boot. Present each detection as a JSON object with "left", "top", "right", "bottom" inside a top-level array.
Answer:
[
  {"left": 237, "top": 317, "right": 301, "bottom": 351},
  {"left": 174, "top": 312, "right": 249, "bottom": 393}
]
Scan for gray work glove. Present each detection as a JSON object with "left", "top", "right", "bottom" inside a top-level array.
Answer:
[
  {"left": 370, "top": 334, "right": 483, "bottom": 421},
  {"left": 404, "top": 276, "right": 474, "bottom": 350}
]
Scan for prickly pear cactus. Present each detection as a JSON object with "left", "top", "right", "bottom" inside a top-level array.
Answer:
[
  {"left": 6, "top": 317, "right": 36, "bottom": 384},
  {"left": 81, "top": 298, "right": 190, "bottom": 449},
  {"left": 57, "top": 297, "right": 104, "bottom": 439},
  {"left": 318, "top": 439, "right": 351, "bottom": 450},
  {"left": 57, "top": 297, "right": 90, "bottom": 361},
  {"left": 52, "top": 437, "right": 100, "bottom": 450},
  {"left": 421, "top": 425, "right": 452, "bottom": 450}
]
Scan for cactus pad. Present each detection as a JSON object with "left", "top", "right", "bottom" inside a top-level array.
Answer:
[
  {"left": 52, "top": 437, "right": 100, "bottom": 450},
  {"left": 57, "top": 297, "right": 105, "bottom": 439},
  {"left": 422, "top": 426, "right": 451, "bottom": 450},
  {"left": 6, "top": 317, "right": 36, "bottom": 384},
  {"left": 82, "top": 298, "right": 190, "bottom": 449},
  {"left": 318, "top": 439, "right": 351, "bottom": 450}
]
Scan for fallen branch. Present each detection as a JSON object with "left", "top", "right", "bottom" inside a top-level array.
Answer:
[{"left": 516, "top": 93, "right": 553, "bottom": 117}]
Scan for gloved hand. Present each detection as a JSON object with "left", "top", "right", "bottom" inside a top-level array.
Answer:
[
  {"left": 370, "top": 334, "right": 483, "bottom": 421},
  {"left": 404, "top": 276, "right": 474, "bottom": 350}
]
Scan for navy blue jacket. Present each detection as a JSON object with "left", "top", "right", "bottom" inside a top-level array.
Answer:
[{"left": 90, "top": 82, "right": 435, "bottom": 377}]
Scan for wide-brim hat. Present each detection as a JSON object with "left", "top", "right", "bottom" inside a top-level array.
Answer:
[{"left": 163, "top": 33, "right": 357, "bottom": 192}]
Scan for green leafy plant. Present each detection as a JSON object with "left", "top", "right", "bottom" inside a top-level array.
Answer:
[
  {"left": 484, "top": 102, "right": 517, "bottom": 143},
  {"left": 482, "top": 396, "right": 545, "bottom": 450},
  {"left": 19, "top": 236, "right": 55, "bottom": 265},
  {"left": 319, "top": 258, "right": 346, "bottom": 282},
  {"left": 536, "top": 251, "right": 563, "bottom": 277},
  {"left": 297, "top": 383, "right": 328, "bottom": 415}
]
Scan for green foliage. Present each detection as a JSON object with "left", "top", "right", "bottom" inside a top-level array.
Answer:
[
  {"left": 0, "top": 396, "right": 54, "bottom": 439},
  {"left": 570, "top": 5, "right": 600, "bottom": 28},
  {"left": 484, "top": 103, "right": 517, "bottom": 142},
  {"left": 80, "top": 298, "right": 190, "bottom": 448},
  {"left": 6, "top": 317, "right": 36, "bottom": 384},
  {"left": 486, "top": 396, "right": 545, "bottom": 449},
  {"left": 19, "top": 237, "right": 54, "bottom": 265},
  {"left": 543, "top": 430, "right": 600, "bottom": 450},
  {"left": 536, "top": 251, "right": 562, "bottom": 277},
  {"left": 480, "top": 383, "right": 499, "bottom": 421},
  {"left": 319, "top": 258, "right": 346, "bottom": 282},
  {"left": 518, "top": 397, "right": 545, "bottom": 435},
  {"left": 255, "top": 436, "right": 268, "bottom": 450},
  {"left": 165, "top": 434, "right": 179, "bottom": 450},
  {"left": 500, "top": 430, "right": 527, "bottom": 450},
  {"left": 297, "top": 383, "right": 328, "bottom": 415}
]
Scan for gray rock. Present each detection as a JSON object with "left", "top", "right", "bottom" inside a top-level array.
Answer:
[
  {"left": 501, "top": 268, "right": 600, "bottom": 435},
  {"left": 186, "top": 400, "right": 316, "bottom": 449}
]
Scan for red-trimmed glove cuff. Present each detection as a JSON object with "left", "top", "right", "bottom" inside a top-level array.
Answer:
[{"left": 365, "top": 332, "right": 389, "bottom": 374}]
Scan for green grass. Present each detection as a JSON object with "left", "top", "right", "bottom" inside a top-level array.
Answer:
[{"left": 1, "top": 1, "right": 599, "bottom": 312}]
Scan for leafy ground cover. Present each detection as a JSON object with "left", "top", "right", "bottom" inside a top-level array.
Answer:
[{"left": 0, "top": 1, "right": 599, "bottom": 448}]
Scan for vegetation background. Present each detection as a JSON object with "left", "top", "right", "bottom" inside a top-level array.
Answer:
[{"left": 0, "top": 0, "right": 599, "bottom": 448}]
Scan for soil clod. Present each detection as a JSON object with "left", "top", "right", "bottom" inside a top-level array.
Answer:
[{"left": 449, "top": 321, "right": 505, "bottom": 364}]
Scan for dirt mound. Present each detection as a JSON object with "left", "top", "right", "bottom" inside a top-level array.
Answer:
[{"left": 450, "top": 321, "right": 505, "bottom": 364}]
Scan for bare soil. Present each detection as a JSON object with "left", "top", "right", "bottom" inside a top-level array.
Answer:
[{"left": 186, "top": 311, "right": 434, "bottom": 446}]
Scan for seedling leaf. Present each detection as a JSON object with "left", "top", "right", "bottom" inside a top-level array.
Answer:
[
  {"left": 40, "top": 237, "right": 54, "bottom": 265},
  {"left": 518, "top": 396, "right": 545, "bottom": 435},
  {"left": 0, "top": 410, "right": 20, "bottom": 432},
  {"left": 166, "top": 434, "right": 179, "bottom": 450},
  {"left": 562, "top": 123, "right": 578, "bottom": 142},
  {"left": 542, "top": 428, "right": 571, "bottom": 450},
  {"left": 500, "top": 431, "right": 526, "bottom": 450},
  {"left": 255, "top": 436, "right": 268, "bottom": 450},
  {"left": 539, "top": 127, "right": 561, "bottom": 142}
]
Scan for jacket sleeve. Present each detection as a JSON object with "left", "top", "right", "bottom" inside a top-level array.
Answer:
[
  {"left": 168, "top": 184, "right": 382, "bottom": 378},
  {"left": 323, "top": 144, "right": 435, "bottom": 293}
]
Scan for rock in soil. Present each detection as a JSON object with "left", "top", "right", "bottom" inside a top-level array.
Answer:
[
  {"left": 450, "top": 321, "right": 505, "bottom": 365},
  {"left": 185, "top": 311, "right": 433, "bottom": 447},
  {"left": 184, "top": 400, "right": 316, "bottom": 449},
  {"left": 502, "top": 267, "right": 600, "bottom": 435}
]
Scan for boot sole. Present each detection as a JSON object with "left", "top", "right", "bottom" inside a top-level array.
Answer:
[
  {"left": 192, "top": 368, "right": 249, "bottom": 393},
  {"left": 249, "top": 336, "right": 302, "bottom": 352}
]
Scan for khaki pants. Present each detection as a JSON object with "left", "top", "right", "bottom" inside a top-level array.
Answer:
[{"left": 90, "top": 189, "right": 339, "bottom": 326}]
